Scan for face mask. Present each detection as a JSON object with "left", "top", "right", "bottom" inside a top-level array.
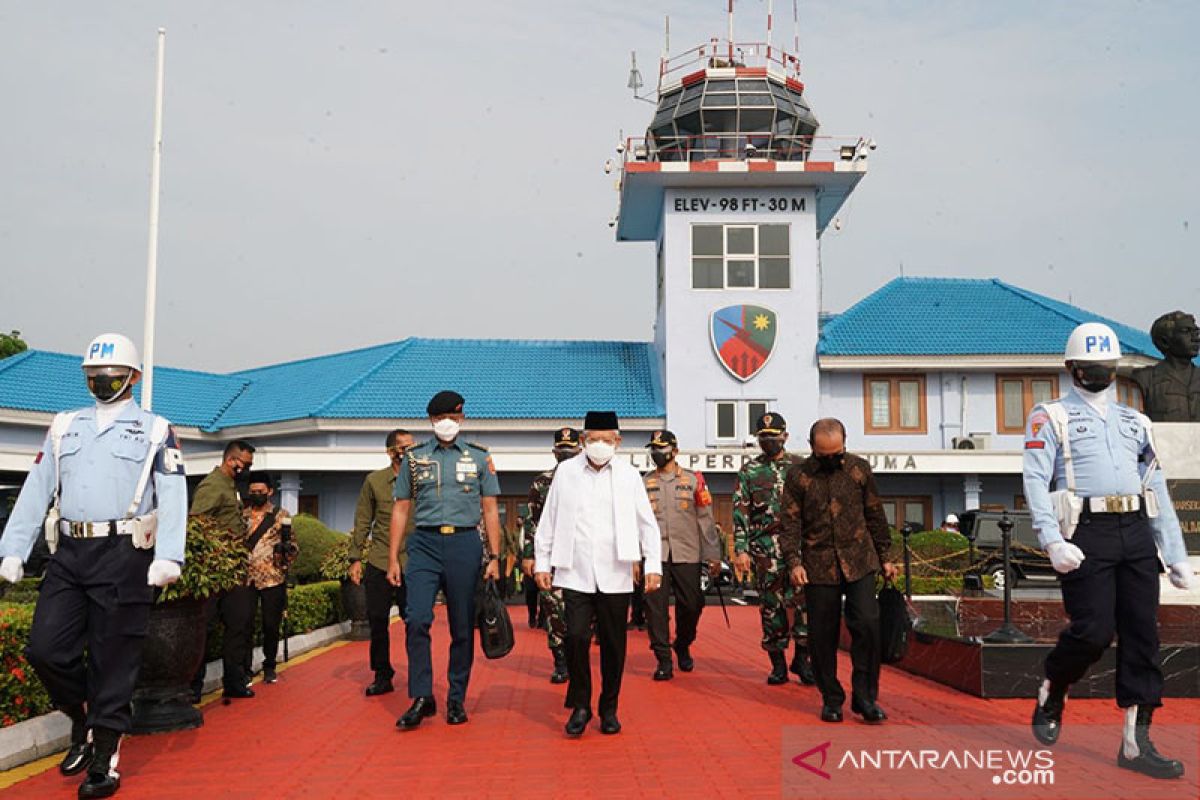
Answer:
[
  {"left": 432, "top": 418, "right": 460, "bottom": 442},
  {"left": 553, "top": 447, "right": 580, "bottom": 463},
  {"left": 759, "top": 438, "right": 785, "bottom": 458},
  {"left": 585, "top": 440, "right": 616, "bottom": 465},
  {"left": 246, "top": 492, "right": 269, "bottom": 508},
  {"left": 815, "top": 452, "right": 845, "bottom": 473},
  {"left": 86, "top": 369, "right": 133, "bottom": 404},
  {"left": 1074, "top": 364, "right": 1115, "bottom": 393},
  {"left": 650, "top": 450, "right": 674, "bottom": 469}
]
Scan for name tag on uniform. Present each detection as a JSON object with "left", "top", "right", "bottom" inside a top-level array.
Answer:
[{"left": 456, "top": 458, "right": 478, "bottom": 482}]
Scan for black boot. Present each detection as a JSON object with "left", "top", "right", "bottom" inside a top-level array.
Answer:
[
  {"left": 59, "top": 705, "right": 93, "bottom": 777},
  {"left": 1117, "top": 706, "right": 1185, "bottom": 780},
  {"left": 790, "top": 646, "right": 816, "bottom": 685},
  {"left": 550, "top": 647, "right": 569, "bottom": 684},
  {"left": 78, "top": 727, "right": 121, "bottom": 799},
  {"left": 1031, "top": 679, "right": 1067, "bottom": 745},
  {"left": 767, "top": 650, "right": 789, "bottom": 685}
]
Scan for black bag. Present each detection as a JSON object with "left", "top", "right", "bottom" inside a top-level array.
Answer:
[
  {"left": 475, "top": 578, "right": 514, "bottom": 659},
  {"left": 877, "top": 581, "right": 914, "bottom": 664}
]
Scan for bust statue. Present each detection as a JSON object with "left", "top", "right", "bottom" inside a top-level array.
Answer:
[{"left": 1132, "top": 311, "right": 1200, "bottom": 422}]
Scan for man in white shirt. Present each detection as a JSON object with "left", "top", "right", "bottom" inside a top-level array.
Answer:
[{"left": 534, "top": 411, "right": 663, "bottom": 736}]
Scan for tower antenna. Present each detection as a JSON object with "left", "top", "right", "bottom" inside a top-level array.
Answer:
[{"left": 727, "top": 0, "right": 734, "bottom": 61}]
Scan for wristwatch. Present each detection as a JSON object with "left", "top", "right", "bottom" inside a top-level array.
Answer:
[{"left": 485, "top": 554, "right": 499, "bottom": 562}]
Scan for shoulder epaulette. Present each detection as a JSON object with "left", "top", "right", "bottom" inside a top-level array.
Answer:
[{"left": 466, "top": 441, "right": 489, "bottom": 452}]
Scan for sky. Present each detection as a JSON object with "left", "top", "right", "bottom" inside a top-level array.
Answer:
[{"left": 0, "top": 1, "right": 1196, "bottom": 372}]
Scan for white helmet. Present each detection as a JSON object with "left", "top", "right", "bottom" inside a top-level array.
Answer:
[
  {"left": 944, "top": 513, "right": 959, "bottom": 526},
  {"left": 1064, "top": 322, "right": 1121, "bottom": 363},
  {"left": 82, "top": 333, "right": 142, "bottom": 372}
]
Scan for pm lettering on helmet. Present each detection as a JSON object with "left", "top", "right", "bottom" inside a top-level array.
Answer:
[
  {"left": 1085, "top": 335, "right": 1111, "bottom": 354},
  {"left": 90, "top": 342, "right": 116, "bottom": 360}
]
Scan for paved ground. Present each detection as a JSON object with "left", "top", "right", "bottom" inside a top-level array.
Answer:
[{"left": 3, "top": 606, "right": 1197, "bottom": 799}]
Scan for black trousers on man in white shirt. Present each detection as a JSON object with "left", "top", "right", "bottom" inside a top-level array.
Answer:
[{"left": 562, "top": 588, "right": 631, "bottom": 716}]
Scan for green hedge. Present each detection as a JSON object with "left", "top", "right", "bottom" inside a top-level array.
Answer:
[
  {"left": 291, "top": 515, "right": 348, "bottom": 584},
  {"left": 0, "top": 603, "right": 52, "bottom": 726}
]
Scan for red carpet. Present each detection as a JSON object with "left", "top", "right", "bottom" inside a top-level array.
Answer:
[{"left": 5, "top": 606, "right": 1198, "bottom": 799}]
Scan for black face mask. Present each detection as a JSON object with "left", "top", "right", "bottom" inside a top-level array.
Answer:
[
  {"left": 87, "top": 370, "right": 131, "bottom": 403},
  {"left": 1074, "top": 364, "right": 1115, "bottom": 393},
  {"left": 650, "top": 450, "right": 674, "bottom": 469},
  {"left": 554, "top": 447, "right": 580, "bottom": 463},
  {"left": 814, "top": 452, "right": 845, "bottom": 473},
  {"left": 759, "top": 438, "right": 785, "bottom": 458},
  {"left": 246, "top": 493, "right": 269, "bottom": 508}
]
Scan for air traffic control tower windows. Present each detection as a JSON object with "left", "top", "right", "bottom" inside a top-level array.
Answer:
[{"left": 691, "top": 223, "right": 790, "bottom": 290}]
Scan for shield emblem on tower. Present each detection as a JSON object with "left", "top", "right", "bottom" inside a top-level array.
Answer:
[{"left": 710, "top": 305, "right": 778, "bottom": 382}]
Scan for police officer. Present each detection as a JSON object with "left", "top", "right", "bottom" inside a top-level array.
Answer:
[
  {"left": 0, "top": 334, "right": 187, "bottom": 799},
  {"left": 732, "top": 413, "right": 815, "bottom": 686},
  {"left": 642, "top": 430, "right": 721, "bottom": 680},
  {"left": 519, "top": 428, "right": 581, "bottom": 684},
  {"left": 387, "top": 390, "right": 501, "bottom": 729},
  {"left": 1025, "top": 322, "right": 1192, "bottom": 780}
]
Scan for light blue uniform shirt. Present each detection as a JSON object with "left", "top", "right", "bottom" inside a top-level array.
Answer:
[
  {"left": 0, "top": 404, "right": 188, "bottom": 563},
  {"left": 1022, "top": 389, "right": 1187, "bottom": 566},
  {"left": 394, "top": 438, "right": 500, "bottom": 529}
]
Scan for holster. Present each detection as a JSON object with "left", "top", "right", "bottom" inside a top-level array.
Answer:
[
  {"left": 129, "top": 513, "right": 158, "bottom": 550},
  {"left": 1142, "top": 488, "right": 1160, "bottom": 519},
  {"left": 1049, "top": 489, "right": 1082, "bottom": 540},
  {"left": 44, "top": 507, "right": 61, "bottom": 554}
]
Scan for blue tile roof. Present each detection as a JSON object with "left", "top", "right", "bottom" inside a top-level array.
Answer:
[{"left": 818, "top": 277, "right": 1180, "bottom": 358}]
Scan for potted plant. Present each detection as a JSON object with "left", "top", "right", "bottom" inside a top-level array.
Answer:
[
  {"left": 131, "top": 515, "right": 247, "bottom": 734},
  {"left": 320, "top": 537, "right": 370, "bottom": 641}
]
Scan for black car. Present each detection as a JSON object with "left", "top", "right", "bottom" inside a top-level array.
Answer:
[{"left": 960, "top": 510, "right": 1056, "bottom": 590}]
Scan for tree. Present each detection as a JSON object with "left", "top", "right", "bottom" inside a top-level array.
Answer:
[{"left": 0, "top": 330, "right": 27, "bottom": 360}]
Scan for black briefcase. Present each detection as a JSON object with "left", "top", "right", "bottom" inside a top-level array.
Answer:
[
  {"left": 877, "top": 581, "right": 915, "bottom": 664},
  {"left": 476, "top": 578, "right": 515, "bottom": 659}
]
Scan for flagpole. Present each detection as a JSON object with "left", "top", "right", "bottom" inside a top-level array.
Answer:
[{"left": 142, "top": 28, "right": 166, "bottom": 410}]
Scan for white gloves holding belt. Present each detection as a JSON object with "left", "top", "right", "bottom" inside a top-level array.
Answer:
[
  {"left": 1045, "top": 541, "right": 1086, "bottom": 574},
  {"left": 0, "top": 556, "right": 23, "bottom": 584},
  {"left": 147, "top": 559, "right": 181, "bottom": 587},
  {"left": 1168, "top": 562, "right": 1194, "bottom": 591}
]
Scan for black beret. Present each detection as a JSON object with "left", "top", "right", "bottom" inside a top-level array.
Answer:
[
  {"left": 646, "top": 429, "right": 677, "bottom": 448},
  {"left": 426, "top": 390, "right": 465, "bottom": 416},
  {"left": 754, "top": 412, "right": 787, "bottom": 435},
  {"left": 553, "top": 428, "right": 582, "bottom": 447},
  {"left": 583, "top": 410, "right": 620, "bottom": 430}
]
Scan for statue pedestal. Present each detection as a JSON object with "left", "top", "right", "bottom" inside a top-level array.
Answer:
[{"left": 1154, "top": 423, "right": 1200, "bottom": 604}]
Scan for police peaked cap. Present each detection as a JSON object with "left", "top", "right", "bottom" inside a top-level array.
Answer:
[
  {"left": 646, "top": 430, "right": 678, "bottom": 448},
  {"left": 553, "top": 428, "right": 582, "bottom": 448},
  {"left": 426, "top": 390, "right": 465, "bottom": 416},
  {"left": 754, "top": 412, "right": 787, "bottom": 435},
  {"left": 583, "top": 410, "right": 620, "bottom": 430}
]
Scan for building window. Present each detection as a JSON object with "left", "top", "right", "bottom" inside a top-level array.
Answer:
[
  {"left": 710, "top": 399, "right": 772, "bottom": 444},
  {"left": 995, "top": 374, "right": 1059, "bottom": 434},
  {"left": 863, "top": 375, "right": 927, "bottom": 434},
  {"left": 715, "top": 401, "right": 737, "bottom": 441},
  {"left": 691, "top": 223, "right": 790, "bottom": 290},
  {"left": 747, "top": 401, "right": 768, "bottom": 436},
  {"left": 879, "top": 496, "right": 931, "bottom": 530},
  {"left": 1116, "top": 378, "right": 1144, "bottom": 411}
]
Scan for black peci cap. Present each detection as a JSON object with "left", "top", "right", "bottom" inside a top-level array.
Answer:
[
  {"left": 754, "top": 412, "right": 787, "bottom": 435},
  {"left": 426, "top": 390, "right": 465, "bottom": 416},
  {"left": 583, "top": 410, "right": 619, "bottom": 430}
]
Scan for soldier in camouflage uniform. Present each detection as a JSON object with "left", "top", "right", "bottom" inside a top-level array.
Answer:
[
  {"left": 732, "top": 412, "right": 816, "bottom": 686},
  {"left": 520, "top": 428, "right": 582, "bottom": 684}
]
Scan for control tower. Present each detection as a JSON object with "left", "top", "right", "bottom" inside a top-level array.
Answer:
[{"left": 615, "top": 14, "right": 871, "bottom": 448}]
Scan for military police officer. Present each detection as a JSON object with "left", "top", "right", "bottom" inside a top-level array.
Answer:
[
  {"left": 1025, "top": 323, "right": 1192, "bottom": 780},
  {"left": 520, "top": 428, "right": 581, "bottom": 684},
  {"left": 0, "top": 334, "right": 187, "bottom": 799},
  {"left": 732, "top": 413, "right": 815, "bottom": 686},
  {"left": 642, "top": 430, "right": 721, "bottom": 680},
  {"left": 387, "top": 391, "right": 501, "bottom": 729}
]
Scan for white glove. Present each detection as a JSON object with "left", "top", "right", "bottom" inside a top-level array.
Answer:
[
  {"left": 0, "top": 556, "right": 23, "bottom": 584},
  {"left": 1168, "top": 562, "right": 1194, "bottom": 591},
  {"left": 147, "top": 559, "right": 181, "bottom": 587},
  {"left": 1045, "top": 541, "right": 1085, "bottom": 574}
]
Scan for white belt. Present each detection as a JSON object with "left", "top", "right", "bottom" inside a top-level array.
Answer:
[
  {"left": 1085, "top": 495, "right": 1141, "bottom": 514},
  {"left": 59, "top": 519, "right": 136, "bottom": 538}
]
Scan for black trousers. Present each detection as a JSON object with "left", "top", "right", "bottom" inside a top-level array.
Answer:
[
  {"left": 25, "top": 535, "right": 153, "bottom": 733},
  {"left": 219, "top": 586, "right": 256, "bottom": 690},
  {"left": 242, "top": 583, "right": 288, "bottom": 674},
  {"left": 524, "top": 576, "right": 540, "bottom": 623},
  {"left": 629, "top": 568, "right": 646, "bottom": 624},
  {"left": 563, "top": 588, "right": 630, "bottom": 716},
  {"left": 1045, "top": 511, "right": 1163, "bottom": 708},
  {"left": 644, "top": 562, "right": 704, "bottom": 663},
  {"left": 806, "top": 571, "right": 881, "bottom": 707},
  {"left": 364, "top": 563, "right": 407, "bottom": 680}
]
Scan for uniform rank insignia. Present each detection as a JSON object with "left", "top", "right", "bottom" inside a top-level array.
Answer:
[
  {"left": 1029, "top": 410, "right": 1049, "bottom": 438},
  {"left": 1024, "top": 440, "right": 1045, "bottom": 450}
]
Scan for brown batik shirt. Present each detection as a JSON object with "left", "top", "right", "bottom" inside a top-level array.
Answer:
[
  {"left": 244, "top": 505, "right": 296, "bottom": 590},
  {"left": 778, "top": 453, "right": 892, "bottom": 586}
]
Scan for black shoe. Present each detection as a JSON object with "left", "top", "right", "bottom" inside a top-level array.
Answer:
[
  {"left": 851, "top": 699, "right": 888, "bottom": 724},
  {"left": 1116, "top": 706, "right": 1185, "bottom": 780},
  {"left": 767, "top": 651, "right": 789, "bottom": 685},
  {"left": 600, "top": 713, "right": 621, "bottom": 735},
  {"left": 79, "top": 729, "right": 120, "bottom": 799},
  {"left": 397, "top": 697, "right": 437, "bottom": 730},
  {"left": 365, "top": 678, "right": 394, "bottom": 697},
  {"left": 565, "top": 707, "right": 592, "bottom": 736},
  {"left": 60, "top": 742, "right": 93, "bottom": 777},
  {"left": 78, "top": 771, "right": 119, "bottom": 799},
  {"left": 550, "top": 648, "right": 569, "bottom": 684},
  {"left": 222, "top": 685, "right": 255, "bottom": 700},
  {"left": 528, "top": 613, "right": 538, "bottom": 629},
  {"left": 790, "top": 648, "right": 816, "bottom": 685},
  {"left": 653, "top": 662, "right": 674, "bottom": 681},
  {"left": 1032, "top": 682, "right": 1067, "bottom": 746},
  {"left": 674, "top": 644, "right": 694, "bottom": 673},
  {"left": 820, "top": 703, "right": 843, "bottom": 723},
  {"left": 189, "top": 685, "right": 203, "bottom": 705},
  {"left": 446, "top": 700, "right": 468, "bottom": 725},
  {"left": 263, "top": 667, "right": 278, "bottom": 684}
]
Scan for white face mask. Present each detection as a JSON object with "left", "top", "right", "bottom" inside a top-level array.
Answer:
[
  {"left": 584, "top": 440, "right": 616, "bottom": 465},
  {"left": 432, "top": 418, "right": 461, "bottom": 442}
]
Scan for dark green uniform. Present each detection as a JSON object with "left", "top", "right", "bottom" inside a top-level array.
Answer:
[
  {"left": 191, "top": 467, "right": 246, "bottom": 538},
  {"left": 351, "top": 467, "right": 408, "bottom": 572},
  {"left": 521, "top": 467, "right": 566, "bottom": 652}
]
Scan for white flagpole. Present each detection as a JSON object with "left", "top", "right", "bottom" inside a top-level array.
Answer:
[{"left": 142, "top": 28, "right": 166, "bottom": 411}]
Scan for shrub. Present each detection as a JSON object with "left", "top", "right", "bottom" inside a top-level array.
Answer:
[
  {"left": 159, "top": 515, "right": 248, "bottom": 603},
  {"left": 319, "top": 537, "right": 352, "bottom": 581},
  {"left": 0, "top": 603, "right": 52, "bottom": 727},
  {"left": 291, "top": 515, "right": 347, "bottom": 584},
  {"left": 0, "top": 577, "right": 40, "bottom": 605}
]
